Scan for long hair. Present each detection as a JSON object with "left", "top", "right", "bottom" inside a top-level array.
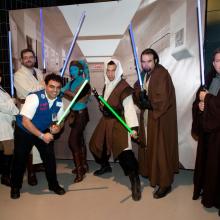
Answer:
[
  {"left": 206, "top": 48, "right": 220, "bottom": 88},
  {"left": 141, "top": 48, "right": 159, "bottom": 64}
]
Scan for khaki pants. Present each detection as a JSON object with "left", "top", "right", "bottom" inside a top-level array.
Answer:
[{"left": 0, "top": 140, "right": 14, "bottom": 155}]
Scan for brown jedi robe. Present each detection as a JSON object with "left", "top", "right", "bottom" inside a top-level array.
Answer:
[
  {"left": 134, "top": 64, "right": 179, "bottom": 188},
  {"left": 192, "top": 73, "right": 220, "bottom": 209},
  {"left": 89, "top": 79, "right": 133, "bottom": 160}
]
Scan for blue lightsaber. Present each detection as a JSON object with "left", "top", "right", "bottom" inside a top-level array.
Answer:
[
  {"left": 8, "top": 31, "right": 14, "bottom": 97},
  {"left": 129, "top": 23, "right": 143, "bottom": 90},
  {"left": 196, "top": 0, "right": 205, "bottom": 86},
  {"left": 40, "top": 8, "right": 46, "bottom": 72},
  {"left": 60, "top": 11, "right": 86, "bottom": 77}
]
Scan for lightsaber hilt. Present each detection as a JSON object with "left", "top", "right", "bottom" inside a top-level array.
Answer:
[{"left": 91, "top": 88, "right": 100, "bottom": 103}]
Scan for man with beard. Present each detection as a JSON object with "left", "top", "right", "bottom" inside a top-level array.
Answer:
[
  {"left": 90, "top": 59, "right": 141, "bottom": 201},
  {"left": 192, "top": 48, "right": 220, "bottom": 216},
  {"left": 133, "top": 48, "right": 179, "bottom": 199},
  {"left": 14, "top": 48, "right": 45, "bottom": 186}
]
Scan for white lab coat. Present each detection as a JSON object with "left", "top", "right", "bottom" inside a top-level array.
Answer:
[{"left": 0, "top": 87, "right": 19, "bottom": 141}]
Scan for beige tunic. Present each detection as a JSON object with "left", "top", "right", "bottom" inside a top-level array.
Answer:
[{"left": 14, "top": 65, "right": 44, "bottom": 99}]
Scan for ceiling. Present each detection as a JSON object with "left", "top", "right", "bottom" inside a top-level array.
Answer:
[{"left": 58, "top": 0, "right": 157, "bottom": 62}]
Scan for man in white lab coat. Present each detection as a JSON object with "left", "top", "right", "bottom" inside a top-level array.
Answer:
[{"left": 0, "top": 70, "right": 19, "bottom": 186}]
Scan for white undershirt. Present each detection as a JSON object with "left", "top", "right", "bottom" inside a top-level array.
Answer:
[{"left": 20, "top": 91, "right": 64, "bottom": 120}]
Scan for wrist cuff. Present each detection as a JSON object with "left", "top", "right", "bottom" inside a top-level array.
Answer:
[{"left": 39, "top": 133, "right": 44, "bottom": 140}]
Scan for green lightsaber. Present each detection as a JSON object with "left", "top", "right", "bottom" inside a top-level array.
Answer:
[
  {"left": 92, "top": 88, "right": 133, "bottom": 134},
  {"left": 57, "top": 79, "right": 89, "bottom": 125}
]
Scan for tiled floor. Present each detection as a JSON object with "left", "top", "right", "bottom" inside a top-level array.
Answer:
[{"left": 0, "top": 160, "right": 219, "bottom": 220}]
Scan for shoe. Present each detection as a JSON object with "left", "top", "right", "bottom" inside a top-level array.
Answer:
[
  {"left": 28, "top": 173, "right": 38, "bottom": 186},
  {"left": 192, "top": 192, "right": 201, "bottom": 200},
  {"left": 218, "top": 209, "right": 220, "bottom": 216},
  {"left": 10, "top": 187, "right": 20, "bottom": 199},
  {"left": 49, "top": 185, "right": 65, "bottom": 195},
  {"left": 153, "top": 186, "right": 171, "bottom": 199},
  {"left": 93, "top": 166, "right": 112, "bottom": 176},
  {"left": 1, "top": 175, "right": 11, "bottom": 187}
]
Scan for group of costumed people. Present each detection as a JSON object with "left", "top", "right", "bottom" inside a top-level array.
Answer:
[{"left": 0, "top": 45, "right": 219, "bottom": 216}]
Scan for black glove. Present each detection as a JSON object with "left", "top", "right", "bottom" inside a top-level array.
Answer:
[{"left": 139, "top": 90, "right": 153, "bottom": 110}]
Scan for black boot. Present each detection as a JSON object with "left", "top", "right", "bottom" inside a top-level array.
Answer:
[
  {"left": 27, "top": 154, "right": 38, "bottom": 186},
  {"left": 129, "top": 172, "right": 141, "bottom": 201},
  {"left": 93, "top": 163, "right": 112, "bottom": 176},
  {"left": 10, "top": 187, "right": 20, "bottom": 199},
  {"left": 1, "top": 155, "right": 13, "bottom": 187},
  {"left": 153, "top": 186, "right": 172, "bottom": 199},
  {"left": 0, "top": 150, "right": 3, "bottom": 174}
]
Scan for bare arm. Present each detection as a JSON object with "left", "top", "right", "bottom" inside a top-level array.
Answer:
[{"left": 22, "top": 116, "right": 54, "bottom": 144}]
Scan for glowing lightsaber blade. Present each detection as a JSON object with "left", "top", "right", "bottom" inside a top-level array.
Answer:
[
  {"left": 92, "top": 88, "right": 132, "bottom": 134},
  {"left": 197, "top": 0, "right": 205, "bottom": 86},
  {"left": 8, "top": 31, "right": 14, "bottom": 97},
  {"left": 40, "top": 8, "right": 46, "bottom": 72},
  {"left": 60, "top": 11, "right": 86, "bottom": 77},
  {"left": 56, "top": 79, "right": 89, "bottom": 125},
  {"left": 129, "top": 23, "right": 143, "bottom": 90}
]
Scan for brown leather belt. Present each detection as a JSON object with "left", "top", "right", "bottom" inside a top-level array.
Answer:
[
  {"left": 17, "top": 98, "right": 25, "bottom": 104},
  {"left": 72, "top": 108, "right": 87, "bottom": 115}
]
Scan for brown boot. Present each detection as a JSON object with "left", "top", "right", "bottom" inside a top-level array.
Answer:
[
  {"left": 72, "top": 147, "right": 89, "bottom": 174},
  {"left": 27, "top": 154, "right": 37, "bottom": 186},
  {"left": 81, "top": 146, "right": 89, "bottom": 173},
  {"left": 73, "top": 152, "right": 85, "bottom": 183}
]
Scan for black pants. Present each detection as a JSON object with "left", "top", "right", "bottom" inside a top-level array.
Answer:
[
  {"left": 93, "top": 145, "right": 138, "bottom": 176},
  {"left": 117, "top": 150, "right": 139, "bottom": 176},
  {"left": 11, "top": 126, "right": 58, "bottom": 189}
]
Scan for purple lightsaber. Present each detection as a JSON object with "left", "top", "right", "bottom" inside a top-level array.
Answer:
[
  {"left": 129, "top": 23, "right": 143, "bottom": 90},
  {"left": 8, "top": 31, "right": 14, "bottom": 97},
  {"left": 60, "top": 11, "right": 86, "bottom": 77},
  {"left": 40, "top": 8, "right": 46, "bottom": 72},
  {"left": 197, "top": 0, "right": 205, "bottom": 86}
]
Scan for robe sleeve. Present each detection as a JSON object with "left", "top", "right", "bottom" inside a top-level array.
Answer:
[
  {"left": 150, "top": 70, "right": 172, "bottom": 120},
  {"left": 203, "top": 91, "right": 220, "bottom": 132},
  {"left": 132, "top": 80, "right": 141, "bottom": 109}
]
